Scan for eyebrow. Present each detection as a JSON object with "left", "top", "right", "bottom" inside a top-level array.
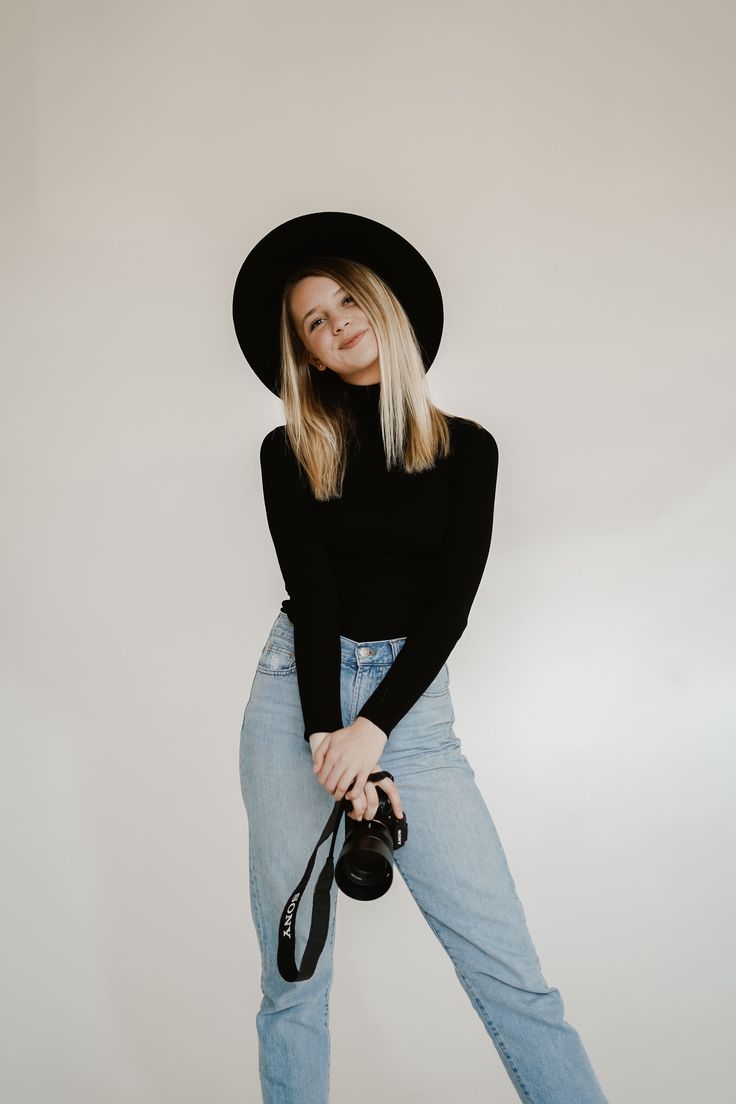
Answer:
[{"left": 301, "top": 285, "right": 345, "bottom": 328}]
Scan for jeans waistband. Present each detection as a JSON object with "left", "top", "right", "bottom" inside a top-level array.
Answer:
[{"left": 269, "top": 609, "right": 408, "bottom": 667}]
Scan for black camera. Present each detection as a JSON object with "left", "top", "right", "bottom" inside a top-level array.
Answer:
[{"left": 335, "top": 785, "right": 408, "bottom": 901}]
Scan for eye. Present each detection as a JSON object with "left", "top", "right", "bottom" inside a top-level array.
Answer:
[{"left": 309, "top": 294, "right": 355, "bottom": 332}]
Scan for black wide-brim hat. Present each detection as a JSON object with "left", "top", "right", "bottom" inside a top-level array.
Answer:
[{"left": 232, "top": 210, "right": 444, "bottom": 397}]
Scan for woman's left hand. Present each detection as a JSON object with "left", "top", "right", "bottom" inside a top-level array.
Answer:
[{"left": 311, "top": 716, "right": 388, "bottom": 805}]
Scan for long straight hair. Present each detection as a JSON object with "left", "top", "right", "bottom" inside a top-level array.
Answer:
[{"left": 277, "top": 257, "right": 452, "bottom": 500}]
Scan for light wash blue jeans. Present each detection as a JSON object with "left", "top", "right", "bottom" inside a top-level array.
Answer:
[{"left": 239, "top": 611, "right": 609, "bottom": 1104}]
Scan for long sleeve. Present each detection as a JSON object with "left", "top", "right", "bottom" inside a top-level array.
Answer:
[
  {"left": 355, "top": 422, "right": 499, "bottom": 739},
  {"left": 259, "top": 427, "right": 344, "bottom": 742}
]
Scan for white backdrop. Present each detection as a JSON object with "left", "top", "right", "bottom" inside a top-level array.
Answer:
[{"left": 2, "top": 2, "right": 734, "bottom": 1101}]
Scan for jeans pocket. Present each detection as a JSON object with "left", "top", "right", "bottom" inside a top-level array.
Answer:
[{"left": 256, "top": 639, "right": 297, "bottom": 675}]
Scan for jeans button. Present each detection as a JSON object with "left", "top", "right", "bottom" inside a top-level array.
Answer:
[{"left": 358, "top": 646, "right": 371, "bottom": 657}]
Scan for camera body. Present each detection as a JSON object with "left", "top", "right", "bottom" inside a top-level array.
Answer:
[{"left": 347, "top": 789, "right": 408, "bottom": 850}]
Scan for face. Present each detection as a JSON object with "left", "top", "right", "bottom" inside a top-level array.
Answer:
[{"left": 288, "top": 275, "right": 380, "bottom": 385}]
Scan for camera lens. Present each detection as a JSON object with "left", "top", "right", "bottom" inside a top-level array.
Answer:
[
  {"left": 335, "top": 821, "right": 395, "bottom": 900},
  {"left": 350, "top": 851, "right": 383, "bottom": 881}
]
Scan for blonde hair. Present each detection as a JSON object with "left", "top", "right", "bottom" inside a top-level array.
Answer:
[{"left": 278, "top": 257, "right": 452, "bottom": 500}]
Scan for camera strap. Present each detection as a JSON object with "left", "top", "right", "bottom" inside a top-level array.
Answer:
[{"left": 277, "top": 770, "right": 394, "bottom": 983}]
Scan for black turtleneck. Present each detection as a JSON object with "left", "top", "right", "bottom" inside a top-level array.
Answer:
[{"left": 259, "top": 378, "right": 499, "bottom": 742}]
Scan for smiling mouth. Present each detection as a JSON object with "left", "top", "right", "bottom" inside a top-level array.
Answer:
[{"left": 340, "top": 329, "right": 367, "bottom": 350}]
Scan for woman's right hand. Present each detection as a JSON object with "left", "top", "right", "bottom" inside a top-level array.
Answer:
[{"left": 347, "top": 774, "right": 404, "bottom": 823}]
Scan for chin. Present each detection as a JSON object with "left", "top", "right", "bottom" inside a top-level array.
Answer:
[{"left": 354, "top": 336, "right": 379, "bottom": 365}]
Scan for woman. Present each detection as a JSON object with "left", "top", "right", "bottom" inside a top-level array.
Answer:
[{"left": 233, "top": 211, "right": 609, "bottom": 1104}]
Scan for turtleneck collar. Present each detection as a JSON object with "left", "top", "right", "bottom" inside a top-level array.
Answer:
[{"left": 340, "top": 378, "right": 382, "bottom": 420}]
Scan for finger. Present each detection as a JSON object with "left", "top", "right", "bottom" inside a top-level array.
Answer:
[
  {"left": 316, "top": 736, "right": 333, "bottom": 771},
  {"left": 319, "top": 752, "right": 349, "bottom": 791},
  {"left": 346, "top": 771, "right": 369, "bottom": 803},
  {"left": 312, "top": 737, "right": 331, "bottom": 772},
  {"left": 317, "top": 754, "right": 339, "bottom": 788},
  {"left": 376, "top": 779, "right": 404, "bottom": 819},
  {"left": 333, "top": 766, "right": 361, "bottom": 802},
  {"left": 317, "top": 756, "right": 344, "bottom": 796},
  {"left": 348, "top": 790, "right": 367, "bottom": 819},
  {"left": 364, "top": 780, "right": 379, "bottom": 820}
]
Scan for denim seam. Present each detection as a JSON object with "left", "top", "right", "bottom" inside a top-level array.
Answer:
[
  {"left": 349, "top": 666, "right": 366, "bottom": 723},
  {"left": 396, "top": 861, "right": 537, "bottom": 1104},
  {"left": 252, "top": 882, "right": 268, "bottom": 1104},
  {"left": 323, "top": 894, "right": 339, "bottom": 1028},
  {"left": 247, "top": 840, "right": 269, "bottom": 994}
]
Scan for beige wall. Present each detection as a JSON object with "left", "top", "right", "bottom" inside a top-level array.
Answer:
[{"left": 2, "top": 1, "right": 734, "bottom": 1101}]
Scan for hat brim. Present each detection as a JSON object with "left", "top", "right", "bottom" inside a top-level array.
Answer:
[{"left": 232, "top": 210, "right": 443, "bottom": 397}]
